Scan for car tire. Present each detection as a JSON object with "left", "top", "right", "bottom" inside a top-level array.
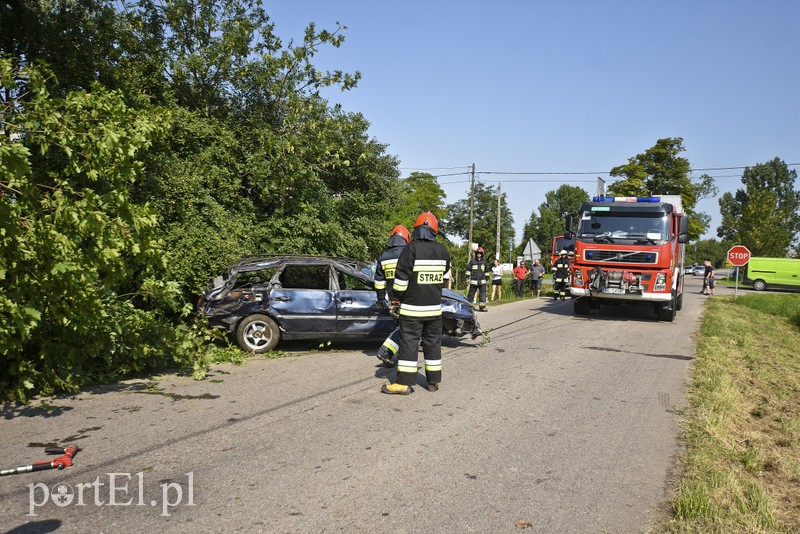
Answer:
[
  {"left": 752, "top": 279, "right": 767, "bottom": 291},
  {"left": 236, "top": 314, "right": 280, "bottom": 353}
]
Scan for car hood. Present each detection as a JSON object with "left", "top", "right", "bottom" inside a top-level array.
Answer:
[{"left": 442, "top": 288, "right": 471, "bottom": 306}]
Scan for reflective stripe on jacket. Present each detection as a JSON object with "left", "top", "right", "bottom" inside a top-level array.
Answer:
[{"left": 393, "top": 239, "right": 450, "bottom": 318}]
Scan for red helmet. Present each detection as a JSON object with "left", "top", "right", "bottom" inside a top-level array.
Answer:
[
  {"left": 390, "top": 224, "right": 411, "bottom": 243},
  {"left": 414, "top": 211, "right": 439, "bottom": 234},
  {"left": 476, "top": 247, "right": 485, "bottom": 255}
]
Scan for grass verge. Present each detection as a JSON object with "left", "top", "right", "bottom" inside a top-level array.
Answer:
[{"left": 660, "top": 294, "right": 800, "bottom": 533}]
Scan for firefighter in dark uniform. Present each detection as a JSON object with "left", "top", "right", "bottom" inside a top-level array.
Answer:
[
  {"left": 382, "top": 212, "right": 450, "bottom": 395},
  {"left": 552, "top": 249, "right": 571, "bottom": 300},
  {"left": 374, "top": 225, "right": 411, "bottom": 367},
  {"left": 465, "top": 247, "right": 489, "bottom": 311}
]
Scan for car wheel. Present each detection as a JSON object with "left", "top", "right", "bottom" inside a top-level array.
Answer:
[
  {"left": 236, "top": 314, "right": 280, "bottom": 353},
  {"left": 752, "top": 279, "right": 767, "bottom": 291}
]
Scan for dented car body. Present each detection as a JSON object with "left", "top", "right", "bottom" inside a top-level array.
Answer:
[{"left": 198, "top": 255, "right": 481, "bottom": 353}]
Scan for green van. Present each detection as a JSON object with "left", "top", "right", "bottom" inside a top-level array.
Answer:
[{"left": 744, "top": 257, "right": 800, "bottom": 291}]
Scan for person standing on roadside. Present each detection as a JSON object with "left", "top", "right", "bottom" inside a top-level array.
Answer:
[
  {"left": 382, "top": 212, "right": 450, "bottom": 395},
  {"left": 703, "top": 260, "right": 716, "bottom": 296},
  {"left": 530, "top": 258, "right": 546, "bottom": 299},
  {"left": 465, "top": 247, "right": 489, "bottom": 311},
  {"left": 512, "top": 261, "right": 529, "bottom": 298},
  {"left": 373, "top": 225, "right": 412, "bottom": 367},
  {"left": 551, "top": 251, "right": 570, "bottom": 300},
  {"left": 490, "top": 259, "right": 503, "bottom": 301}
]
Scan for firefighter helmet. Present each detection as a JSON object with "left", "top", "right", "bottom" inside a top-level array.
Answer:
[
  {"left": 390, "top": 224, "right": 411, "bottom": 243},
  {"left": 559, "top": 249, "right": 568, "bottom": 255},
  {"left": 476, "top": 247, "right": 485, "bottom": 255},
  {"left": 414, "top": 211, "right": 439, "bottom": 234}
]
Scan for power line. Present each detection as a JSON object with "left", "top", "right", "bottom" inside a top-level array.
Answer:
[
  {"left": 429, "top": 171, "right": 471, "bottom": 178},
  {"left": 399, "top": 166, "right": 470, "bottom": 171},
  {"left": 481, "top": 171, "right": 610, "bottom": 176},
  {"left": 404, "top": 163, "right": 799, "bottom": 180}
]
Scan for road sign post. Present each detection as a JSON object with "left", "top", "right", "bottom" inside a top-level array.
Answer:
[{"left": 727, "top": 245, "right": 751, "bottom": 300}]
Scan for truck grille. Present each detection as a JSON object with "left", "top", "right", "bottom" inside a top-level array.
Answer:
[{"left": 583, "top": 250, "right": 659, "bottom": 264}]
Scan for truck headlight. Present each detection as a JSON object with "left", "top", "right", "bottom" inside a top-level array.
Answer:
[
  {"left": 573, "top": 269, "right": 583, "bottom": 286},
  {"left": 654, "top": 273, "right": 667, "bottom": 291}
]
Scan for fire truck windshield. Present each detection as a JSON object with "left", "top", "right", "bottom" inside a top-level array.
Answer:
[{"left": 577, "top": 211, "right": 669, "bottom": 243}]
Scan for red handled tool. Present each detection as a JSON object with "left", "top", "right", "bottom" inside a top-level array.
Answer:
[{"left": 0, "top": 446, "right": 80, "bottom": 476}]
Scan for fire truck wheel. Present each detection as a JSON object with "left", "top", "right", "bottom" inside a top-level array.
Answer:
[
  {"left": 656, "top": 295, "right": 677, "bottom": 322},
  {"left": 574, "top": 298, "right": 591, "bottom": 315},
  {"left": 676, "top": 291, "right": 684, "bottom": 311}
]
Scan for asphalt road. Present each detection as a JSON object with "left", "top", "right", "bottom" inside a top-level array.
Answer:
[{"left": 0, "top": 278, "right": 710, "bottom": 533}]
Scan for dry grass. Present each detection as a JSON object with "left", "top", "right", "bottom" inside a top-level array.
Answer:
[{"left": 658, "top": 295, "right": 800, "bottom": 533}]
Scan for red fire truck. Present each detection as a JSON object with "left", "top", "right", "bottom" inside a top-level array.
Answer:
[{"left": 564, "top": 195, "right": 689, "bottom": 321}]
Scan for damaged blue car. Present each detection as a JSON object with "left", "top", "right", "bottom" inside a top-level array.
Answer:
[{"left": 198, "top": 255, "right": 482, "bottom": 353}]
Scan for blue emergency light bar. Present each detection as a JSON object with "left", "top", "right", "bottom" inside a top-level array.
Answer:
[{"left": 592, "top": 196, "right": 662, "bottom": 203}]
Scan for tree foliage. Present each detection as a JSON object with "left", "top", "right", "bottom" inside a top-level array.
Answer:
[
  {"left": 0, "top": 60, "right": 214, "bottom": 401},
  {"left": 446, "top": 181, "right": 515, "bottom": 260},
  {"left": 0, "top": 1, "right": 404, "bottom": 401},
  {"left": 395, "top": 172, "right": 447, "bottom": 232},
  {"left": 718, "top": 158, "right": 800, "bottom": 256},
  {"left": 518, "top": 184, "right": 589, "bottom": 260},
  {"left": 607, "top": 137, "right": 713, "bottom": 240},
  {"left": 686, "top": 239, "right": 728, "bottom": 268}
]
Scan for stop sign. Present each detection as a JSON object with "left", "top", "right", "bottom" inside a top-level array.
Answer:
[{"left": 727, "top": 245, "right": 751, "bottom": 267}]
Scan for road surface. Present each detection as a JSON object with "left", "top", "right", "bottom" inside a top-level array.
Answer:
[{"left": 0, "top": 277, "right": 709, "bottom": 533}]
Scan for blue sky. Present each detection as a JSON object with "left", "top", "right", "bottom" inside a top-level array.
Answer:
[{"left": 265, "top": 1, "right": 799, "bottom": 244}]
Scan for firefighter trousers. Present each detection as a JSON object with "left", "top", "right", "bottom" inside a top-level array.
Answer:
[
  {"left": 377, "top": 326, "right": 401, "bottom": 361},
  {"left": 395, "top": 316, "right": 442, "bottom": 387},
  {"left": 467, "top": 283, "right": 487, "bottom": 307},
  {"left": 553, "top": 279, "right": 567, "bottom": 298}
]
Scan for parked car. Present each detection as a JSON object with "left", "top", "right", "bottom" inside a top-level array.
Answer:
[
  {"left": 744, "top": 257, "right": 800, "bottom": 292},
  {"left": 198, "top": 255, "right": 482, "bottom": 353},
  {"left": 692, "top": 264, "right": 705, "bottom": 276}
]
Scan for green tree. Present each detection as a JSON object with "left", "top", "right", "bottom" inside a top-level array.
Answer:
[
  {"left": 608, "top": 137, "right": 712, "bottom": 239},
  {"left": 686, "top": 239, "right": 727, "bottom": 268},
  {"left": 0, "top": 0, "right": 123, "bottom": 96},
  {"left": 718, "top": 158, "right": 800, "bottom": 256},
  {"left": 1, "top": 1, "right": 409, "bottom": 400},
  {"left": 395, "top": 172, "right": 447, "bottom": 232},
  {"left": 0, "top": 61, "right": 209, "bottom": 402},
  {"left": 446, "top": 181, "right": 515, "bottom": 259},
  {"left": 518, "top": 184, "right": 589, "bottom": 260},
  {"left": 117, "top": 1, "right": 401, "bottom": 293}
]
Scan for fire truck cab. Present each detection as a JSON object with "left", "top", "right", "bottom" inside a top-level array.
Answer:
[{"left": 565, "top": 196, "right": 690, "bottom": 321}]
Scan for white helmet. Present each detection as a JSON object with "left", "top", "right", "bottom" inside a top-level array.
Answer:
[{"left": 559, "top": 249, "right": 568, "bottom": 255}]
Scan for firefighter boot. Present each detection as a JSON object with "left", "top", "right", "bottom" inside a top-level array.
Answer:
[
  {"left": 427, "top": 382, "right": 439, "bottom": 392},
  {"left": 376, "top": 346, "right": 394, "bottom": 367},
  {"left": 381, "top": 383, "right": 413, "bottom": 395}
]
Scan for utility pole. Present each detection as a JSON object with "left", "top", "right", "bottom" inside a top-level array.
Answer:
[
  {"left": 468, "top": 163, "right": 475, "bottom": 264},
  {"left": 495, "top": 182, "right": 501, "bottom": 260}
]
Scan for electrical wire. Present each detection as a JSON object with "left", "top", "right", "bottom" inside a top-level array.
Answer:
[{"left": 402, "top": 163, "right": 800, "bottom": 181}]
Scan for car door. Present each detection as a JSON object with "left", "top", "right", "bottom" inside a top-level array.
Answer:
[
  {"left": 333, "top": 266, "right": 394, "bottom": 336},
  {"left": 774, "top": 259, "right": 799, "bottom": 288},
  {"left": 267, "top": 264, "right": 337, "bottom": 335}
]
